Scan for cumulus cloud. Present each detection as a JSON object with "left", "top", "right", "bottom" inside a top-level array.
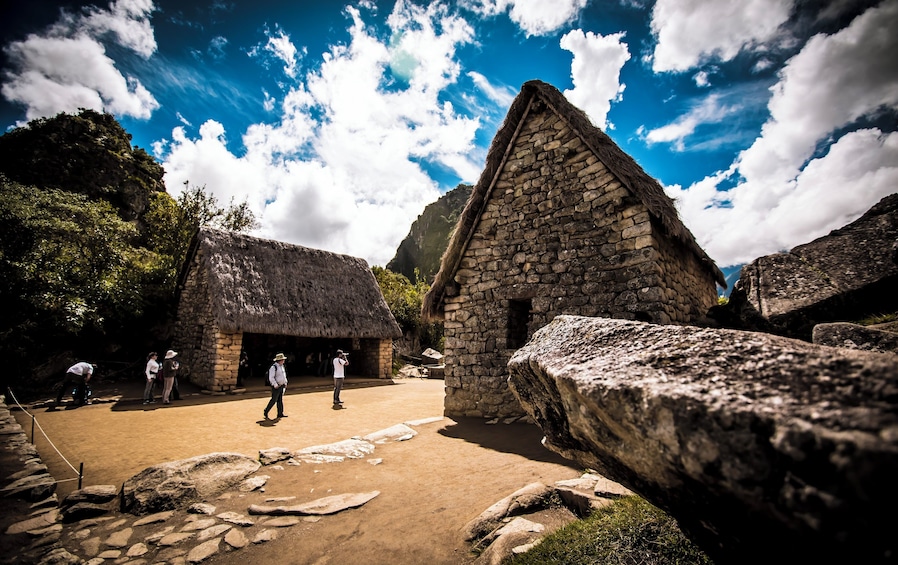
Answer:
[
  {"left": 0, "top": 0, "right": 158, "bottom": 122},
  {"left": 650, "top": 0, "right": 794, "bottom": 72},
  {"left": 666, "top": 1, "right": 898, "bottom": 267},
  {"left": 560, "top": 30, "right": 630, "bottom": 130},
  {"left": 160, "top": 1, "right": 482, "bottom": 266},
  {"left": 461, "top": 0, "right": 588, "bottom": 36}
]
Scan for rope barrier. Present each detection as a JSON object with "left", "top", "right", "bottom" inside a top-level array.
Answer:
[{"left": 5, "top": 387, "right": 84, "bottom": 487}]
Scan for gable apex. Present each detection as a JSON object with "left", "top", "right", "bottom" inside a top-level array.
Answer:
[{"left": 422, "top": 80, "right": 725, "bottom": 320}]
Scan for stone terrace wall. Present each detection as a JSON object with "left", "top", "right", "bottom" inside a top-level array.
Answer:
[{"left": 443, "top": 99, "right": 717, "bottom": 418}]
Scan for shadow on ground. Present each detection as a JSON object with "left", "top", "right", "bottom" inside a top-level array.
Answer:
[{"left": 439, "top": 417, "right": 580, "bottom": 467}]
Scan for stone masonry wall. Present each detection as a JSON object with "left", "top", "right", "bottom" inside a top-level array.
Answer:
[
  {"left": 654, "top": 225, "right": 720, "bottom": 324},
  {"left": 173, "top": 251, "right": 241, "bottom": 392},
  {"left": 357, "top": 338, "right": 394, "bottom": 379},
  {"left": 443, "top": 99, "right": 717, "bottom": 418}
]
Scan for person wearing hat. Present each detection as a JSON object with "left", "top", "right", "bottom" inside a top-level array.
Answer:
[
  {"left": 161, "top": 350, "right": 180, "bottom": 405},
  {"left": 332, "top": 349, "right": 349, "bottom": 406},
  {"left": 54, "top": 361, "right": 94, "bottom": 408},
  {"left": 264, "top": 352, "right": 289, "bottom": 420}
]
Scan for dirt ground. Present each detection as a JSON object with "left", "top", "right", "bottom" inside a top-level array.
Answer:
[{"left": 11, "top": 375, "right": 583, "bottom": 565}]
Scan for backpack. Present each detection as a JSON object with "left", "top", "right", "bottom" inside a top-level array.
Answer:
[{"left": 265, "top": 364, "right": 276, "bottom": 386}]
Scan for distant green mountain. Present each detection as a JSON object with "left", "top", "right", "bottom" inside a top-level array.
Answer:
[{"left": 387, "top": 183, "right": 472, "bottom": 283}]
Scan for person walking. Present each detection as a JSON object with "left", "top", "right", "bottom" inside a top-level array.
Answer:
[
  {"left": 143, "top": 352, "right": 159, "bottom": 404},
  {"left": 54, "top": 361, "right": 94, "bottom": 408},
  {"left": 161, "top": 350, "right": 180, "bottom": 405},
  {"left": 332, "top": 349, "right": 349, "bottom": 406},
  {"left": 264, "top": 352, "right": 288, "bottom": 420}
]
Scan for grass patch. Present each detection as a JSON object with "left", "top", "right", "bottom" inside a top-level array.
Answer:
[
  {"left": 504, "top": 496, "right": 713, "bottom": 565},
  {"left": 856, "top": 311, "right": 898, "bottom": 326}
]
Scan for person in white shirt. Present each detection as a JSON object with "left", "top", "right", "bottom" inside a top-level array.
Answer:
[
  {"left": 264, "top": 352, "right": 288, "bottom": 420},
  {"left": 332, "top": 350, "right": 349, "bottom": 406},
  {"left": 143, "top": 352, "right": 160, "bottom": 404},
  {"left": 54, "top": 361, "right": 94, "bottom": 408}
]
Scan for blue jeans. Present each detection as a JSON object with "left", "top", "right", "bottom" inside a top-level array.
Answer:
[
  {"left": 265, "top": 385, "right": 285, "bottom": 417},
  {"left": 333, "top": 377, "right": 344, "bottom": 403}
]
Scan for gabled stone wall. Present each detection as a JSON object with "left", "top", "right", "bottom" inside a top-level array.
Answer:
[{"left": 443, "top": 100, "right": 718, "bottom": 418}]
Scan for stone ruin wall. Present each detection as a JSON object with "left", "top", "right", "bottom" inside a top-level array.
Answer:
[
  {"left": 653, "top": 225, "right": 720, "bottom": 324},
  {"left": 173, "top": 250, "right": 240, "bottom": 392},
  {"left": 356, "top": 338, "right": 394, "bottom": 379},
  {"left": 443, "top": 100, "right": 717, "bottom": 418}
]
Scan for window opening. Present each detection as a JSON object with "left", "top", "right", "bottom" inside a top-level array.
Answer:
[{"left": 507, "top": 299, "right": 532, "bottom": 349}]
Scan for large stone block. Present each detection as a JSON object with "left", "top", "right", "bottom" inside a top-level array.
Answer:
[{"left": 508, "top": 315, "right": 898, "bottom": 565}]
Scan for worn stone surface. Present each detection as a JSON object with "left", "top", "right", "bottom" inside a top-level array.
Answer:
[
  {"left": 462, "top": 482, "right": 554, "bottom": 541},
  {"left": 721, "top": 193, "right": 898, "bottom": 340},
  {"left": 5, "top": 508, "right": 59, "bottom": 534},
  {"left": 61, "top": 485, "right": 118, "bottom": 506},
  {"left": 360, "top": 423, "right": 417, "bottom": 443},
  {"left": 247, "top": 491, "right": 380, "bottom": 516},
  {"left": 813, "top": 321, "right": 898, "bottom": 354},
  {"left": 258, "top": 447, "right": 292, "bottom": 466},
  {"left": 121, "top": 452, "right": 261, "bottom": 515},
  {"left": 508, "top": 315, "right": 898, "bottom": 565},
  {"left": 186, "top": 537, "right": 220, "bottom": 563},
  {"left": 294, "top": 439, "right": 375, "bottom": 459},
  {"left": 60, "top": 501, "right": 117, "bottom": 522}
]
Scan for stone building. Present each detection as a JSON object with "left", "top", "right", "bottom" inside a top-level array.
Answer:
[
  {"left": 422, "top": 80, "right": 726, "bottom": 418},
  {"left": 173, "top": 228, "right": 402, "bottom": 391}
]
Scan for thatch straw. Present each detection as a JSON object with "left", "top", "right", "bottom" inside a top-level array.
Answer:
[
  {"left": 179, "top": 228, "right": 402, "bottom": 338},
  {"left": 422, "top": 80, "right": 726, "bottom": 321}
]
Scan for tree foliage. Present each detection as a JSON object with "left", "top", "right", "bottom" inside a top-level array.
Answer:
[
  {"left": 0, "top": 110, "right": 257, "bottom": 397},
  {"left": 372, "top": 266, "right": 443, "bottom": 352},
  {"left": 0, "top": 176, "right": 160, "bottom": 377},
  {"left": 0, "top": 108, "right": 164, "bottom": 221}
]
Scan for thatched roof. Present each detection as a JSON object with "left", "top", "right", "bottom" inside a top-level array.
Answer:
[
  {"left": 422, "top": 80, "right": 726, "bottom": 321},
  {"left": 179, "top": 228, "right": 402, "bottom": 338}
]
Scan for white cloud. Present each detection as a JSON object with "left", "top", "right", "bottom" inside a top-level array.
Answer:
[
  {"left": 467, "top": 71, "right": 515, "bottom": 107},
  {"left": 461, "top": 0, "right": 588, "bottom": 36},
  {"left": 738, "top": 0, "right": 898, "bottom": 186},
  {"left": 160, "top": 1, "right": 483, "bottom": 267},
  {"left": 651, "top": 0, "right": 794, "bottom": 72},
  {"left": 666, "top": 1, "right": 898, "bottom": 268},
  {"left": 643, "top": 93, "right": 738, "bottom": 150},
  {"left": 250, "top": 26, "right": 303, "bottom": 78},
  {"left": 559, "top": 30, "right": 630, "bottom": 130},
  {"left": 0, "top": 0, "right": 158, "bottom": 122}
]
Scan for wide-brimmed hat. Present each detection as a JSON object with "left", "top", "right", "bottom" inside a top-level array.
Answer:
[
  {"left": 165, "top": 350, "right": 177, "bottom": 359},
  {"left": 273, "top": 353, "right": 287, "bottom": 362}
]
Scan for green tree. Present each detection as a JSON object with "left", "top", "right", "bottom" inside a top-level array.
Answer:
[
  {"left": 372, "top": 266, "right": 443, "bottom": 352},
  {"left": 0, "top": 176, "right": 163, "bottom": 392}
]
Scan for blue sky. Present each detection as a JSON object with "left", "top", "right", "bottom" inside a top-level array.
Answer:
[{"left": 1, "top": 0, "right": 896, "bottom": 281}]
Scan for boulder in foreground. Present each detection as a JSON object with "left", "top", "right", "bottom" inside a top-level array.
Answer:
[{"left": 508, "top": 315, "right": 898, "bottom": 565}]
